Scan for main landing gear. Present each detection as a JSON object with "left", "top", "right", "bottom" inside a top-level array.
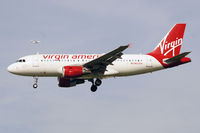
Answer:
[
  {"left": 89, "top": 78, "right": 102, "bottom": 92},
  {"left": 33, "top": 76, "right": 38, "bottom": 89}
]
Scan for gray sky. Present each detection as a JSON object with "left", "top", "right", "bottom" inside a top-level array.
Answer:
[{"left": 0, "top": 0, "right": 199, "bottom": 133}]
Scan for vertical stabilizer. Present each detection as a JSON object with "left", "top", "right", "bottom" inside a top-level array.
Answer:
[{"left": 148, "top": 24, "right": 186, "bottom": 66}]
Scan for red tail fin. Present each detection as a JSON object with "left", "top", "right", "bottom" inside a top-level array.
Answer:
[{"left": 148, "top": 24, "right": 186, "bottom": 66}]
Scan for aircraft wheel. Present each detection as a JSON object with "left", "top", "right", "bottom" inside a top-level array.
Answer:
[
  {"left": 91, "top": 85, "right": 97, "bottom": 92},
  {"left": 95, "top": 79, "right": 102, "bottom": 86},
  {"left": 33, "top": 84, "right": 38, "bottom": 89},
  {"left": 33, "top": 76, "right": 38, "bottom": 89}
]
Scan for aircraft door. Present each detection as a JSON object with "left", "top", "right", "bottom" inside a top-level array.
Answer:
[
  {"left": 146, "top": 56, "right": 152, "bottom": 67},
  {"left": 32, "top": 54, "right": 39, "bottom": 67}
]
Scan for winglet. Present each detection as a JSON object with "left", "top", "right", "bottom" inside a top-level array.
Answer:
[{"left": 128, "top": 42, "right": 133, "bottom": 48}]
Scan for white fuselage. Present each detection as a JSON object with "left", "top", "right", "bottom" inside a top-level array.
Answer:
[{"left": 8, "top": 54, "right": 164, "bottom": 79}]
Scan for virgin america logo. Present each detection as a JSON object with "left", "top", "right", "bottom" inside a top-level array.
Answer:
[{"left": 159, "top": 38, "right": 183, "bottom": 56}]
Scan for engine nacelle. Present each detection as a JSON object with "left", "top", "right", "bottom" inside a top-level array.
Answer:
[
  {"left": 63, "top": 66, "right": 90, "bottom": 78},
  {"left": 58, "top": 77, "right": 85, "bottom": 87}
]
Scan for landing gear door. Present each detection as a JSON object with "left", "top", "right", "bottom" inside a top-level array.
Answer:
[{"left": 146, "top": 56, "right": 152, "bottom": 67}]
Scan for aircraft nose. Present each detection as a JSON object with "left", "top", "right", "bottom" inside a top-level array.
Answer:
[{"left": 7, "top": 64, "right": 16, "bottom": 73}]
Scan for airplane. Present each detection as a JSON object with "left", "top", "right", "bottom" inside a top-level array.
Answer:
[{"left": 7, "top": 23, "right": 191, "bottom": 92}]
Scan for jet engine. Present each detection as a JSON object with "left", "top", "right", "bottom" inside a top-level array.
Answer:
[
  {"left": 58, "top": 77, "right": 85, "bottom": 87},
  {"left": 62, "top": 66, "right": 90, "bottom": 78}
]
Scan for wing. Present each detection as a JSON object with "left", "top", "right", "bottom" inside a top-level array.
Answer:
[{"left": 83, "top": 44, "right": 131, "bottom": 74}]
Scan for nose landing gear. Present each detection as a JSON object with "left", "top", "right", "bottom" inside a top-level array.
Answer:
[
  {"left": 33, "top": 76, "right": 38, "bottom": 89},
  {"left": 89, "top": 78, "right": 102, "bottom": 92}
]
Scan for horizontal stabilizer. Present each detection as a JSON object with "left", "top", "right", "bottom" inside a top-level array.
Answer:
[{"left": 165, "top": 52, "right": 191, "bottom": 64}]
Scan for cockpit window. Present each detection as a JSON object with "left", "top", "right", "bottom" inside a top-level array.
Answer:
[{"left": 16, "top": 59, "right": 26, "bottom": 62}]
